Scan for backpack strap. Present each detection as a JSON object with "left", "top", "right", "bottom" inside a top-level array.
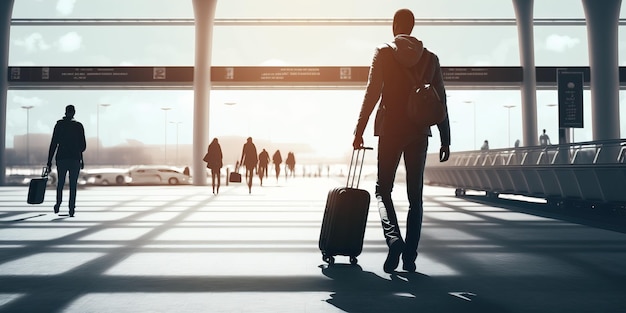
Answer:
[
  {"left": 416, "top": 51, "right": 434, "bottom": 84},
  {"left": 386, "top": 43, "right": 432, "bottom": 89}
]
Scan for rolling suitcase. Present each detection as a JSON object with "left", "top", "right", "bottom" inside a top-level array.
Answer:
[
  {"left": 319, "top": 147, "right": 372, "bottom": 265},
  {"left": 27, "top": 167, "right": 49, "bottom": 205}
]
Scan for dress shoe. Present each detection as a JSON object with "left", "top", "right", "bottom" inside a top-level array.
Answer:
[
  {"left": 384, "top": 240, "right": 404, "bottom": 273},
  {"left": 402, "top": 262, "right": 416, "bottom": 272}
]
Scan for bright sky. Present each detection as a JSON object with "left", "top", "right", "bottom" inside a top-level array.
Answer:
[{"left": 5, "top": 0, "right": 626, "bottom": 158}]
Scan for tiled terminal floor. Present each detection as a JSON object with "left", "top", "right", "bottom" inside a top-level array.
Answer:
[{"left": 1, "top": 177, "right": 626, "bottom": 312}]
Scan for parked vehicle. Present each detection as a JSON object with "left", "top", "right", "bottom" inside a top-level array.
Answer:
[
  {"left": 128, "top": 165, "right": 191, "bottom": 185},
  {"left": 13, "top": 170, "right": 87, "bottom": 186},
  {"left": 83, "top": 168, "right": 131, "bottom": 185}
]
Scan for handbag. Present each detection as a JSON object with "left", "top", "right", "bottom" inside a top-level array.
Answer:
[
  {"left": 229, "top": 165, "right": 242, "bottom": 183},
  {"left": 402, "top": 52, "right": 447, "bottom": 127}
]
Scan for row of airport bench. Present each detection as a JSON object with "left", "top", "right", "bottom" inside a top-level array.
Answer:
[{"left": 424, "top": 139, "right": 626, "bottom": 208}]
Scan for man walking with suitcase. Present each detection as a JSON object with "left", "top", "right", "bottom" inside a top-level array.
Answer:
[
  {"left": 352, "top": 9, "right": 451, "bottom": 273},
  {"left": 47, "top": 105, "right": 86, "bottom": 217}
]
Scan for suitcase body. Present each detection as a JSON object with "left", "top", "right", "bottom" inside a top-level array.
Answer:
[
  {"left": 27, "top": 168, "right": 49, "bottom": 204},
  {"left": 229, "top": 172, "right": 242, "bottom": 183},
  {"left": 319, "top": 186, "right": 370, "bottom": 264},
  {"left": 319, "top": 147, "right": 372, "bottom": 265}
]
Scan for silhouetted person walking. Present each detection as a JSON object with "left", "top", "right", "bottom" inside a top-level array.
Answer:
[
  {"left": 47, "top": 105, "right": 86, "bottom": 217},
  {"left": 272, "top": 149, "right": 282, "bottom": 182},
  {"left": 258, "top": 148, "right": 270, "bottom": 186},
  {"left": 204, "top": 138, "right": 223, "bottom": 194},
  {"left": 352, "top": 9, "right": 450, "bottom": 273},
  {"left": 240, "top": 137, "right": 258, "bottom": 194},
  {"left": 286, "top": 151, "right": 296, "bottom": 178},
  {"left": 481, "top": 140, "right": 490, "bottom": 151},
  {"left": 539, "top": 129, "right": 551, "bottom": 146}
]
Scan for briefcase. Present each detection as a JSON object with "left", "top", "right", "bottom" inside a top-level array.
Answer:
[{"left": 229, "top": 172, "right": 242, "bottom": 183}]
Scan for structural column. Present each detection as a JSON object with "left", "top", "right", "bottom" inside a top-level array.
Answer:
[
  {"left": 512, "top": 0, "right": 538, "bottom": 146},
  {"left": 0, "top": 0, "right": 15, "bottom": 186},
  {"left": 192, "top": 0, "right": 217, "bottom": 186},
  {"left": 583, "top": 0, "right": 621, "bottom": 141}
]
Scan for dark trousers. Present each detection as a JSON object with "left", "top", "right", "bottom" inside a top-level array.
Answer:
[
  {"left": 210, "top": 168, "right": 221, "bottom": 190},
  {"left": 259, "top": 165, "right": 268, "bottom": 178},
  {"left": 375, "top": 135, "right": 429, "bottom": 264},
  {"left": 56, "top": 159, "right": 81, "bottom": 209},
  {"left": 245, "top": 167, "right": 254, "bottom": 189}
]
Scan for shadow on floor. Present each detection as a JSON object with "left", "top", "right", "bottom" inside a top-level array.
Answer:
[{"left": 321, "top": 263, "right": 508, "bottom": 313}]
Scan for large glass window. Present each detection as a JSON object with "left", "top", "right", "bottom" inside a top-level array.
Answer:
[
  {"left": 9, "top": 25, "right": 523, "bottom": 67},
  {"left": 534, "top": 26, "right": 589, "bottom": 67},
  {"left": 6, "top": 0, "right": 625, "bottom": 166},
  {"left": 12, "top": 0, "right": 517, "bottom": 19}
]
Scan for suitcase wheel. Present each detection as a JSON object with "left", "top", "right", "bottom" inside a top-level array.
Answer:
[
  {"left": 322, "top": 254, "right": 335, "bottom": 265},
  {"left": 349, "top": 256, "right": 358, "bottom": 265}
]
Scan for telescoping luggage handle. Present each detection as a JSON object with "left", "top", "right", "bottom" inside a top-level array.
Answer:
[{"left": 346, "top": 147, "right": 373, "bottom": 188}]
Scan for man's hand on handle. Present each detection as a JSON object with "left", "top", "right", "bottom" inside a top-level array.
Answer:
[
  {"left": 439, "top": 145, "right": 450, "bottom": 162},
  {"left": 352, "top": 135, "right": 364, "bottom": 150}
]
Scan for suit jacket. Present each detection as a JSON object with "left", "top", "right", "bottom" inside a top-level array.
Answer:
[
  {"left": 355, "top": 38, "right": 451, "bottom": 147},
  {"left": 47, "top": 117, "right": 86, "bottom": 164}
]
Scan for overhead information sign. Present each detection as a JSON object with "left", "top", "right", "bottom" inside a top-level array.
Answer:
[
  {"left": 537, "top": 66, "right": 590, "bottom": 85},
  {"left": 9, "top": 67, "right": 192, "bottom": 83},
  {"left": 441, "top": 67, "right": 521, "bottom": 83},
  {"left": 8, "top": 66, "right": 524, "bottom": 84},
  {"left": 7, "top": 66, "right": 625, "bottom": 86},
  {"left": 212, "top": 66, "right": 370, "bottom": 83}
]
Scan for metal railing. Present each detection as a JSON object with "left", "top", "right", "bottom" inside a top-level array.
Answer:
[{"left": 424, "top": 139, "right": 626, "bottom": 205}]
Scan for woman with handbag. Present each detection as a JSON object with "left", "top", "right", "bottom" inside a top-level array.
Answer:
[{"left": 204, "top": 138, "right": 223, "bottom": 194}]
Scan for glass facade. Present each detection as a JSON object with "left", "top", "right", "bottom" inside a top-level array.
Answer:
[{"left": 4, "top": 0, "right": 626, "bottom": 166}]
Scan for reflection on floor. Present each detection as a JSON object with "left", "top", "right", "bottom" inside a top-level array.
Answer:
[{"left": 1, "top": 178, "right": 626, "bottom": 312}]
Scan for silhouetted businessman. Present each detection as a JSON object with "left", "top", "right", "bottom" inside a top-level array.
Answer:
[
  {"left": 258, "top": 148, "right": 270, "bottom": 186},
  {"left": 539, "top": 129, "right": 551, "bottom": 146},
  {"left": 481, "top": 140, "right": 489, "bottom": 151},
  {"left": 286, "top": 151, "right": 296, "bottom": 178},
  {"left": 47, "top": 105, "right": 86, "bottom": 217},
  {"left": 240, "top": 137, "right": 258, "bottom": 194},
  {"left": 352, "top": 9, "right": 451, "bottom": 273},
  {"left": 272, "top": 149, "right": 282, "bottom": 182}
]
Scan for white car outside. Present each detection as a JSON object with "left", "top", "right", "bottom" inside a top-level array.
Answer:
[
  {"left": 15, "top": 169, "right": 87, "bottom": 186},
  {"left": 83, "top": 168, "right": 132, "bottom": 185},
  {"left": 128, "top": 165, "right": 191, "bottom": 185}
]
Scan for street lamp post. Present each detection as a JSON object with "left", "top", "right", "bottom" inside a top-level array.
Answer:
[
  {"left": 21, "top": 105, "right": 34, "bottom": 165},
  {"left": 503, "top": 105, "right": 516, "bottom": 147},
  {"left": 464, "top": 100, "right": 476, "bottom": 149},
  {"left": 161, "top": 107, "right": 171, "bottom": 164},
  {"left": 169, "top": 121, "right": 181, "bottom": 165},
  {"left": 97, "top": 103, "right": 110, "bottom": 165}
]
